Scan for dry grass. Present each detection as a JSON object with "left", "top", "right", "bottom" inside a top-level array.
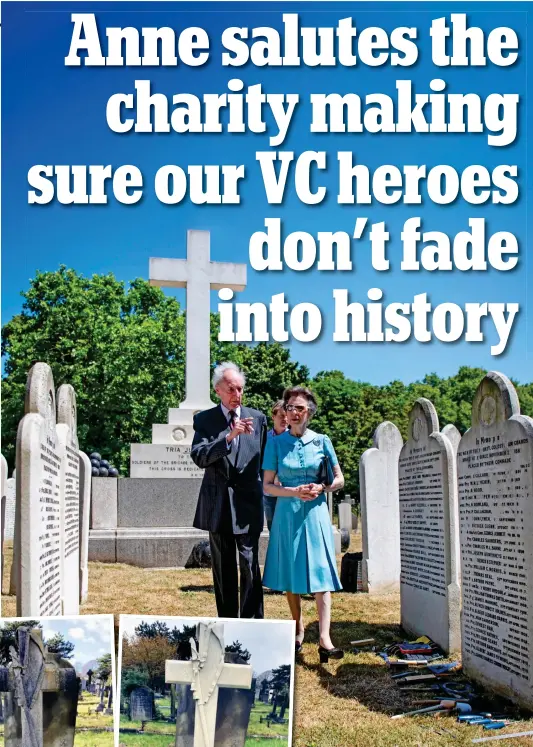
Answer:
[{"left": 3, "top": 536, "right": 533, "bottom": 747}]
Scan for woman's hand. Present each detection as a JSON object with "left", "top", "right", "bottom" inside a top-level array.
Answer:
[{"left": 296, "top": 483, "right": 324, "bottom": 501}]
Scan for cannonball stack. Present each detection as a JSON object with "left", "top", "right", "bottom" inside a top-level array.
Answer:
[{"left": 90, "top": 452, "right": 120, "bottom": 478}]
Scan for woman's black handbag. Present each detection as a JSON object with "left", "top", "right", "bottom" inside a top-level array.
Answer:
[{"left": 317, "top": 438, "right": 335, "bottom": 486}]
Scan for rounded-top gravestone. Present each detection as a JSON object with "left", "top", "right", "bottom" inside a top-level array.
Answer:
[
  {"left": 399, "top": 398, "right": 461, "bottom": 653},
  {"left": 16, "top": 363, "right": 62, "bottom": 616},
  {"left": 457, "top": 371, "right": 533, "bottom": 710}
]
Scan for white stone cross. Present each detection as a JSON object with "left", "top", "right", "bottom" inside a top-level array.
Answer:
[
  {"left": 165, "top": 622, "right": 252, "bottom": 747},
  {"left": 150, "top": 230, "right": 247, "bottom": 413}
]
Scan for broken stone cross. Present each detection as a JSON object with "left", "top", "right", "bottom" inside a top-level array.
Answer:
[
  {"left": 165, "top": 622, "right": 252, "bottom": 747},
  {"left": 0, "top": 627, "right": 78, "bottom": 747}
]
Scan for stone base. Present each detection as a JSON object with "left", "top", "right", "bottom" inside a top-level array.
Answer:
[{"left": 89, "top": 528, "right": 270, "bottom": 568}]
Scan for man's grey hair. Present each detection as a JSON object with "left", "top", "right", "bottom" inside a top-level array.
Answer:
[{"left": 212, "top": 362, "right": 246, "bottom": 389}]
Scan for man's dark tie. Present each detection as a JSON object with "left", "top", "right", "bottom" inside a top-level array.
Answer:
[{"left": 228, "top": 409, "right": 237, "bottom": 429}]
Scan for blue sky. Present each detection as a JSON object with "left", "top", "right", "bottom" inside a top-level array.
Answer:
[
  {"left": 120, "top": 615, "right": 294, "bottom": 675},
  {"left": 1, "top": 615, "right": 114, "bottom": 674},
  {"left": 2, "top": 1, "right": 531, "bottom": 385}
]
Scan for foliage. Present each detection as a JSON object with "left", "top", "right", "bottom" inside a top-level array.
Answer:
[
  {"left": 0, "top": 620, "right": 41, "bottom": 665},
  {"left": 269, "top": 664, "right": 291, "bottom": 696},
  {"left": 120, "top": 667, "right": 150, "bottom": 698},
  {"left": 225, "top": 640, "right": 251, "bottom": 663},
  {"left": 45, "top": 632, "right": 75, "bottom": 659},
  {"left": 95, "top": 653, "right": 113, "bottom": 684},
  {"left": 2, "top": 268, "right": 532, "bottom": 494},
  {"left": 121, "top": 634, "right": 176, "bottom": 691}
]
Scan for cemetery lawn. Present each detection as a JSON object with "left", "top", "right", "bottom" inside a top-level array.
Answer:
[
  {"left": 118, "top": 701, "right": 287, "bottom": 747},
  {"left": 3, "top": 536, "right": 533, "bottom": 747}
]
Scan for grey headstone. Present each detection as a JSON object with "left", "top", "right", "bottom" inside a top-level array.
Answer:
[
  {"left": 458, "top": 371, "right": 533, "bottom": 710},
  {"left": 56, "top": 384, "right": 80, "bottom": 615},
  {"left": 78, "top": 451, "right": 92, "bottom": 604},
  {"left": 359, "top": 422, "right": 403, "bottom": 594},
  {"left": 1, "top": 454, "right": 6, "bottom": 597},
  {"left": 42, "top": 653, "right": 79, "bottom": 747},
  {"left": 130, "top": 686, "right": 154, "bottom": 722},
  {"left": 16, "top": 363, "right": 62, "bottom": 616},
  {"left": 399, "top": 399, "right": 461, "bottom": 653},
  {"left": 442, "top": 424, "right": 461, "bottom": 454}
]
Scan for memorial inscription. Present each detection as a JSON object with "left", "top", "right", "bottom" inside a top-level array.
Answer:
[
  {"left": 56, "top": 384, "right": 80, "bottom": 615},
  {"left": 399, "top": 398, "right": 461, "bottom": 652},
  {"left": 458, "top": 371, "right": 533, "bottom": 709},
  {"left": 130, "top": 444, "right": 203, "bottom": 478}
]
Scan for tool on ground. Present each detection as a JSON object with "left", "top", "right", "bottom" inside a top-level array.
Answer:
[
  {"left": 350, "top": 638, "right": 375, "bottom": 646},
  {"left": 427, "top": 662, "right": 460, "bottom": 675},
  {"left": 471, "top": 730, "right": 533, "bottom": 743},
  {"left": 391, "top": 699, "right": 458, "bottom": 719},
  {"left": 390, "top": 660, "right": 429, "bottom": 668}
]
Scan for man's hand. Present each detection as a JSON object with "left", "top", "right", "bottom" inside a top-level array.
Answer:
[{"left": 227, "top": 416, "right": 254, "bottom": 442}]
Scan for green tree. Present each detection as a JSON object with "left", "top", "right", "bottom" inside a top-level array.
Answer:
[
  {"left": 225, "top": 641, "right": 251, "bottom": 663},
  {"left": 1, "top": 267, "right": 186, "bottom": 473},
  {"left": 95, "top": 653, "right": 113, "bottom": 685},
  {"left": 45, "top": 632, "right": 75, "bottom": 659}
]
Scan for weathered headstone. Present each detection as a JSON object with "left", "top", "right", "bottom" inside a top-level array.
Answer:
[
  {"left": 359, "top": 422, "right": 403, "bottom": 593},
  {"left": 16, "top": 363, "right": 62, "bottom": 616},
  {"left": 399, "top": 399, "right": 461, "bottom": 652},
  {"left": 78, "top": 451, "right": 92, "bottom": 604},
  {"left": 338, "top": 495, "right": 353, "bottom": 533},
  {"left": 56, "top": 384, "right": 80, "bottom": 615},
  {"left": 166, "top": 622, "right": 253, "bottom": 747},
  {"left": 442, "top": 424, "right": 461, "bottom": 454},
  {"left": 129, "top": 686, "right": 154, "bottom": 723},
  {"left": 1, "top": 453, "right": 7, "bottom": 603},
  {"left": 105, "top": 687, "right": 113, "bottom": 715},
  {"left": 0, "top": 627, "right": 78, "bottom": 747},
  {"left": 457, "top": 371, "right": 533, "bottom": 710}
]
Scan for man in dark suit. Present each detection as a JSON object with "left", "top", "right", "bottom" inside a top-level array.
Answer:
[{"left": 190, "top": 362, "right": 267, "bottom": 618}]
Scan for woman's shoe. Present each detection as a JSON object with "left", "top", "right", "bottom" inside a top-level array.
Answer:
[
  {"left": 295, "top": 640, "right": 303, "bottom": 654},
  {"left": 318, "top": 645, "right": 344, "bottom": 664}
]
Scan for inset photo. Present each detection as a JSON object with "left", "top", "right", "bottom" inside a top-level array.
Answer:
[
  {"left": 0, "top": 614, "right": 115, "bottom": 746},
  {"left": 118, "top": 615, "right": 295, "bottom": 747}
]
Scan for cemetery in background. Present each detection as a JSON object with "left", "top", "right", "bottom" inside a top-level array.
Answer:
[{"left": 118, "top": 619, "right": 292, "bottom": 747}]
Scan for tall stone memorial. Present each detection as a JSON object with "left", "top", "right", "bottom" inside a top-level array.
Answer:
[
  {"left": 16, "top": 363, "right": 62, "bottom": 617},
  {"left": 1, "top": 453, "right": 7, "bottom": 605},
  {"left": 399, "top": 399, "right": 461, "bottom": 652},
  {"left": 78, "top": 451, "right": 92, "bottom": 604},
  {"left": 56, "top": 384, "right": 80, "bottom": 615},
  {"left": 359, "top": 422, "right": 403, "bottom": 593},
  {"left": 457, "top": 371, "right": 533, "bottom": 710}
]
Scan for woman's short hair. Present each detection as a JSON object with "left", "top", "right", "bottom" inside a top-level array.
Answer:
[
  {"left": 282, "top": 386, "right": 318, "bottom": 417},
  {"left": 271, "top": 399, "right": 285, "bottom": 416},
  {"left": 212, "top": 362, "right": 245, "bottom": 389}
]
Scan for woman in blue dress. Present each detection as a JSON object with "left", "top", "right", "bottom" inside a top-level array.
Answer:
[{"left": 262, "top": 386, "right": 345, "bottom": 663}]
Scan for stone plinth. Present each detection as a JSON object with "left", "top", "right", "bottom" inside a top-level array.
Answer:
[
  {"left": 88, "top": 527, "right": 269, "bottom": 568},
  {"left": 118, "top": 478, "right": 203, "bottom": 527},
  {"left": 90, "top": 478, "right": 118, "bottom": 529},
  {"left": 130, "top": 444, "right": 204, "bottom": 478}
]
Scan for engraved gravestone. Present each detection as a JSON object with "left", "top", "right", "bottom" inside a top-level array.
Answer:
[
  {"left": 16, "top": 363, "right": 63, "bottom": 616},
  {"left": 130, "top": 686, "right": 154, "bottom": 723},
  {"left": 78, "top": 451, "right": 92, "bottom": 604},
  {"left": 457, "top": 371, "right": 533, "bottom": 710},
  {"left": 359, "top": 422, "right": 403, "bottom": 593},
  {"left": 56, "top": 384, "right": 80, "bottom": 615},
  {"left": 399, "top": 399, "right": 461, "bottom": 652},
  {"left": 1, "top": 454, "right": 6, "bottom": 602}
]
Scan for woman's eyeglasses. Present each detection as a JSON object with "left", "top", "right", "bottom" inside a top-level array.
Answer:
[{"left": 284, "top": 404, "right": 308, "bottom": 413}]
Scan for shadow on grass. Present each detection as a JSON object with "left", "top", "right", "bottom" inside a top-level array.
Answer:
[{"left": 180, "top": 584, "right": 215, "bottom": 593}]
